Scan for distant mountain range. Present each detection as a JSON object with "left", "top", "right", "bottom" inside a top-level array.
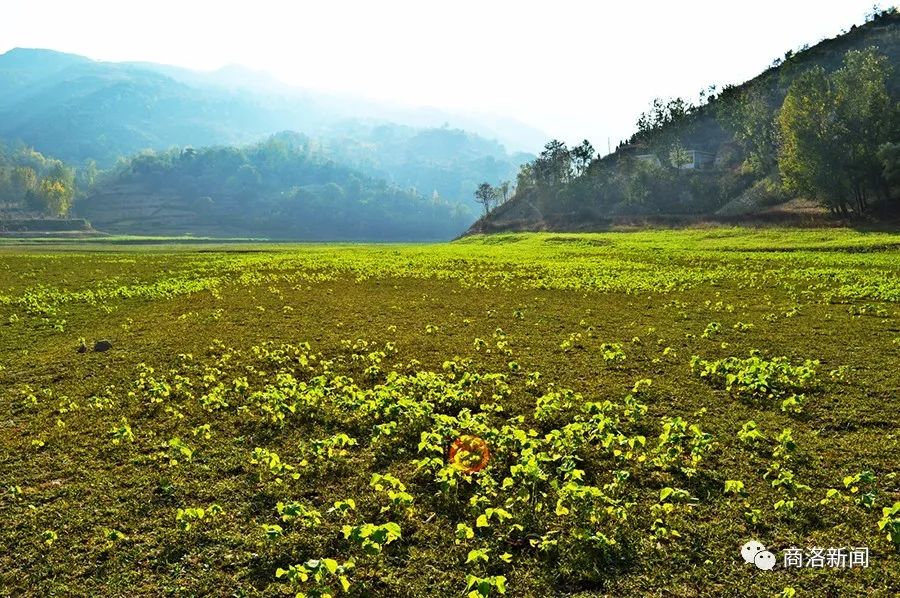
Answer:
[
  {"left": 0, "top": 48, "right": 548, "bottom": 158},
  {"left": 0, "top": 47, "right": 540, "bottom": 218}
]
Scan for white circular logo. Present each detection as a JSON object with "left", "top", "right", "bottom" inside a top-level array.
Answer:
[
  {"left": 754, "top": 550, "right": 776, "bottom": 571},
  {"left": 741, "top": 540, "right": 766, "bottom": 564}
]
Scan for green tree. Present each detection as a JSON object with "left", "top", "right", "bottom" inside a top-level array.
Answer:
[
  {"left": 778, "top": 48, "right": 897, "bottom": 214},
  {"left": 516, "top": 162, "right": 535, "bottom": 192},
  {"left": 533, "top": 140, "right": 571, "bottom": 187},
  {"left": 634, "top": 97, "right": 694, "bottom": 152},
  {"left": 778, "top": 66, "right": 844, "bottom": 212},
  {"left": 10, "top": 166, "right": 38, "bottom": 202},
  {"left": 831, "top": 48, "right": 898, "bottom": 210},
  {"left": 81, "top": 159, "right": 99, "bottom": 190},
  {"left": 619, "top": 158, "right": 670, "bottom": 212},
  {"left": 636, "top": 98, "right": 692, "bottom": 136},
  {"left": 474, "top": 182, "right": 496, "bottom": 216},
  {"left": 669, "top": 141, "right": 692, "bottom": 169},
  {"left": 878, "top": 142, "right": 900, "bottom": 195},
  {"left": 571, "top": 140, "right": 595, "bottom": 177},
  {"left": 498, "top": 181, "right": 510, "bottom": 203},
  {"left": 39, "top": 162, "right": 76, "bottom": 216},
  {"left": 716, "top": 87, "right": 778, "bottom": 174}
]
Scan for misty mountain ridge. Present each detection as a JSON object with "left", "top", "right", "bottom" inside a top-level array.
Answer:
[
  {"left": 0, "top": 47, "right": 539, "bottom": 219},
  {"left": 0, "top": 47, "right": 545, "bottom": 157}
]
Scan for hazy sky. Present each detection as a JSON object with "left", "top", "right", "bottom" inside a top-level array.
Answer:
[{"left": 0, "top": 0, "right": 888, "bottom": 151}]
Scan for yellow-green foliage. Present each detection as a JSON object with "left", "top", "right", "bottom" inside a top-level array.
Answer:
[{"left": 0, "top": 229, "right": 897, "bottom": 596}]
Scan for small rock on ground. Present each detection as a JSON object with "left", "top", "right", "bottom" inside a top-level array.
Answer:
[{"left": 93, "top": 339, "right": 113, "bottom": 352}]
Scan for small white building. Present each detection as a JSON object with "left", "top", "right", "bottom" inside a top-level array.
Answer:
[
  {"left": 635, "top": 150, "right": 715, "bottom": 170},
  {"left": 680, "top": 150, "right": 715, "bottom": 170}
]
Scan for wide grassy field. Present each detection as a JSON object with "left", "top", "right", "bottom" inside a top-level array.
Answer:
[{"left": 1, "top": 229, "right": 898, "bottom": 597}]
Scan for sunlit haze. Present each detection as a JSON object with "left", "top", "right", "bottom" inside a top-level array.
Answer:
[{"left": 0, "top": 0, "right": 888, "bottom": 151}]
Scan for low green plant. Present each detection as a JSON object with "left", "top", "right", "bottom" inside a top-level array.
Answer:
[
  {"left": 328, "top": 499, "right": 357, "bottom": 517},
  {"left": 342, "top": 522, "right": 401, "bottom": 555},
  {"left": 822, "top": 470, "right": 878, "bottom": 509},
  {"left": 878, "top": 502, "right": 900, "bottom": 548},
  {"left": 465, "top": 574, "right": 507, "bottom": 598},
  {"left": 691, "top": 353, "right": 818, "bottom": 406},
  {"left": 309, "top": 433, "right": 358, "bottom": 459},
  {"left": 109, "top": 418, "right": 134, "bottom": 444},
  {"left": 175, "top": 504, "right": 223, "bottom": 531},
  {"left": 701, "top": 321, "right": 722, "bottom": 338},
  {"left": 651, "top": 417, "right": 713, "bottom": 477},
  {"left": 250, "top": 447, "right": 302, "bottom": 483},
  {"left": 560, "top": 332, "right": 583, "bottom": 352},
  {"left": 7, "top": 485, "right": 23, "bottom": 500},
  {"left": 724, "top": 480, "right": 746, "bottom": 496},
  {"left": 167, "top": 437, "right": 193, "bottom": 465},
  {"left": 103, "top": 528, "right": 128, "bottom": 543},
  {"left": 737, "top": 420, "right": 766, "bottom": 445},
  {"left": 277, "top": 501, "right": 322, "bottom": 527},
  {"left": 599, "top": 343, "right": 626, "bottom": 363},
  {"left": 276, "top": 558, "right": 354, "bottom": 597},
  {"left": 475, "top": 507, "right": 513, "bottom": 529},
  {"left": 260, "top": 523, "right": 284, "bottom": 540}
]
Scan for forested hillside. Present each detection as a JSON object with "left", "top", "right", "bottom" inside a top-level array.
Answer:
[
  {"left": 470, "top": 10, "right": 900, "bottom": 233},
  {"left": 318, "top": 124, "right": 533, "bottom": 209},
  {"left": 0, "top": 145, "right": 78, "bottom": 217},
  {"left": 0, "top": 48, "right": 530, "bottom": 212},
  {"left": 77, "top": 132, "right": 472, "bottom": 240}
]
